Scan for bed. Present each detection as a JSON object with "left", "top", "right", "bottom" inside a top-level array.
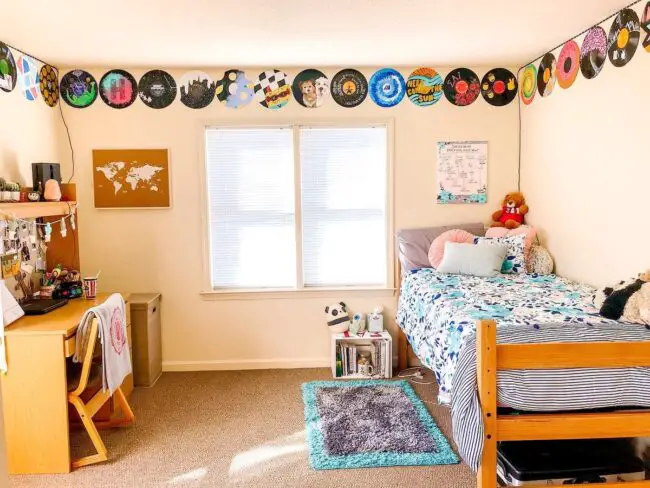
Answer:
[{"left": 395, "top": 225, "right": 650, "bottom": 488}]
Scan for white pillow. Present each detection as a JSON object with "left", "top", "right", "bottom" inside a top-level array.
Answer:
[
  {"left": 436, "top": 242, "right": 508, "bottom": 277},
  {"left": 474, "top": 234, "right": 527, "bottom": 274}
]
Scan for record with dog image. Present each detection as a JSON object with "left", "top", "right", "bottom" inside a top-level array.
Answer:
[
  {"left": 537, "top": 53, "right": 556, "bottom": 97},
  {"left": 216, "top": 70, "right": 253, "bottom": 109},
  {"left": 60, "top": 70, "right": 97, "bottom": 108},
  {"left": 330, "top": 69, "right": 367, "bottom": 108},
  {"left": 481, "top": 68, "right": 517, "bottom": 106},
  {"left": 138, "top": 70, "right": 177, "bottom": 109},
  {"left": 443, "top": 68, "right": 480, "bottom": 106},
  {"left": 608, "top": 8, "right": 640, "bottom": 67},
  {"left": 292, "top": 69, "right": 329, "bottom": 108},
  {"left": 406, "top": 67, "right": 443, "bottom": 107},
  {"left": 39, "top": 64, "right": 59, "bottom": 107},
  {"left": 556, "top": 40, "right": 580, "bottom": 89},
  {"left": 180, "top": 70, "right": 216, "bottom": 109},
  {"left": 0, "top": 42, "right": 17, "bottom": 93},
  {"left": 369, "top": 68, "right": 405, "bottom": 108},
  {"left": 580, "top": 26, "right": 608, "bottom": 79},
  {"left": 99, "top": 69, "right": 137, "bottom": 109},
  {"left": 253, "top": 70, "right": 291, "bottom": 110}
]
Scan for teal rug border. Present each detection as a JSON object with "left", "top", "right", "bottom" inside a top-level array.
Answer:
[{"left": 301, "top": 379, "right": 459, "bottom": 470}]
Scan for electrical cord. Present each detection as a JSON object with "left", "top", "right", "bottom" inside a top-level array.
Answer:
[{"left": 398, "top": 367, "right": 435, "bottom": 385}]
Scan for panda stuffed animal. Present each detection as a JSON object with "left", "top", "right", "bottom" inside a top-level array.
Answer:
[
  {"left": 325, "top": 302, "right": 351, "bottom": 333},
  {"left": 594, "top": 271, "right": 650, "bottom": 324}
]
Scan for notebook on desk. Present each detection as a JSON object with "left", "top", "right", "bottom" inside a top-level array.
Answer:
[{"left": 20, "top": 298, "right": 68, "bottom": 315}]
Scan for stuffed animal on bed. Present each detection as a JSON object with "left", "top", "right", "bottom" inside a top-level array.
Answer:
[
  {"left": 491, "top": 192, "right": 529, "bottom": 229},
  {"left": 594, "top": 271, "right": 650, "bottom": 324}
]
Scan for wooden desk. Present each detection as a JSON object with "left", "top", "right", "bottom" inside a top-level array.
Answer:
[{"left": 1, "top": 293, "right": 132, "bottom": 474}]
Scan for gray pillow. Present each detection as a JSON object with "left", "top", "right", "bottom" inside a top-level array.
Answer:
[
  {"left": 436, "top": 242, "right": 508, "bottom": 277},
  {"left": 396, "top": 223, "right": 486, "bottom": 271}
]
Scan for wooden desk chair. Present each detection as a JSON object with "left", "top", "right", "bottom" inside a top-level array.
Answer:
[{"left": 67, "top": 317, "right": 135, "bottom": 469}]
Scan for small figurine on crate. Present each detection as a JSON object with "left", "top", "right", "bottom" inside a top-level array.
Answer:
[{"left": 367, "top": 305, "right": 384, "bottom": 333}]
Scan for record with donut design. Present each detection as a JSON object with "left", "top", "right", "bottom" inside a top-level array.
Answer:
[
  {"left": 138, "top": 70, "right": 177, "bottom": 109},
  {"left": 608, "top": 8, "right": 640, "bottom": 67},
  {"left": 557, "top": 40, "right": 580, "bottom": 89},
  {"left": 406, "top": 67, "right": 443, "bottom": 107},
  {"left": 17, "top": 55, "right": 39, "bottom": 101},
  {"left": 39, "top": 64, "right": 59, "bottom": 107},
  {"left": 580, "top": 26, "right": 607, "bottom": 79},
  {"left": 99, "top": 69, "right": 137, "bottom": 109},
  {"left": 443, "top": 68, "right": 480, "bottom": 106},
  {"left": 0, "top": 42, "right": 17, "bottom": 93},
  {"left": 292, "top": 69, "right": 329, "bottom": 108},
  {"left": 643, "top": 1, "right": 650, "bottom": 52},
  {"left": 253, "top": 70, "right": 291, "bottom": 110},
  {"left": 480, "top": 68, "right": 517, "bottom": 106},
  {"left": 180, "top": 71, "right": 217, "bottom": 109},
  {"left": 519, "top": 64, "right": 537, "bottom": 105},
  {"left": 537, "top": 53, "right": 556, "bottom": 97},
  {"left": 330, "top": 69, "right": 368, "bottom": 108},
  {"left": 369, "top": 68, "right": 405, "bottom": 108},
  {"left": 216, "top": 70, "right": 253, "bottom": 109},
  {"left": 60, "top": 70, "right": 97, "bottom": 108}
]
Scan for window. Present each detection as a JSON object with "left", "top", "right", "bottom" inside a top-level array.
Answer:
[{"left": 204, "top": 124, "right": 389, "bottom": 291}]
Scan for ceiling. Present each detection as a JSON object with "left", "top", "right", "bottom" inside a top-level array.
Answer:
[{"left": 3, "top": 0, "right": 631, "bottom": 68}]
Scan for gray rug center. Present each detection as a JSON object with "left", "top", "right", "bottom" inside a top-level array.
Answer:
[{"left": 315, "top": 385, "right": 438, "bottom": 455}]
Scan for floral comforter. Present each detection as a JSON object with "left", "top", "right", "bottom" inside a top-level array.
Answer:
[{"left": 396, "top": 269, "right": 617, "bottom": 402}]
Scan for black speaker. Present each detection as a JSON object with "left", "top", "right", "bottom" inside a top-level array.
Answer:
[{"left": 32, "top": 163, "right": 61, "bottom": 192}]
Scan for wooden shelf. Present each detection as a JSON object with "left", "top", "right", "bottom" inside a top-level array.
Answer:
[{"left": 0, "top": 201, "right": 77, "bottom": 220}]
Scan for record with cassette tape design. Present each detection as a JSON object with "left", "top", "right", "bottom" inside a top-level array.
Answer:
[
  {"left": 608, "top": 8, "right": 640, "bottom": 67},
  {"left": 481, "top": 68, "right": 517, "bottom": 106}
]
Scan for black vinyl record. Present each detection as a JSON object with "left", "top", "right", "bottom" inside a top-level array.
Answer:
[
  {"left": 60, "top": 70, "right": 97, "bottom": 108},
  {"left": 580, "top": 26, "right": 608, "bottom": 80},
  {"left": 138, "top": 70, "right": 177, "bottom": 109},
  {"left": 0, "top": 42, "right": 17, "bottom": 93},
  {"left": 537, "top": 53, "right": 557, "bottom": 97},
  {"left": 330, "top": 69, "right": 368, "bottom": 108},
  {"left": 608, "top": 8, "right": 640, "bottom": 67},
  {"left": 99, "top": 69, "right": 137, "bottom": 109},
  {"left": 443, "top": 68, "right": 480, "bottom": 106},
  {"left": 480, "top": 68, "right": 518, "bottom": 106}
]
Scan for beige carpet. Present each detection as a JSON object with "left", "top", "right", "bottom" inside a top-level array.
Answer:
[{"left": 9, "top": 369, "right": 474, "bottom": 488}]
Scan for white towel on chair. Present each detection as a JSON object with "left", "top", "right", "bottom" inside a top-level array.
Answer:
[
  {"left": 0, "top": 280, "right": 25, "bottom": 373},
  {"left": 74, "top": 293, "right": 132, "bottom": 394}
]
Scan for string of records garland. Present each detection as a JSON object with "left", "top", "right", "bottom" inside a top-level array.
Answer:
[{"left": 1, "top": 3, "right": 648, "bottom": 111}]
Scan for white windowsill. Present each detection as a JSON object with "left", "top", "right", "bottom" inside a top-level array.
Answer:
[{"left": 200, "top": 286, "right": 397, "bottom": 301}]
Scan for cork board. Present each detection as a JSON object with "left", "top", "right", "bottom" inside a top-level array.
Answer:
[{"left": 92, "top": 149, "right": 170, "bottom": 208}]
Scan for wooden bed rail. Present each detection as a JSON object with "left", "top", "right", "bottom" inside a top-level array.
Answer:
[{"left": 477, "top": 319, "right": 650, "bottom": 488}]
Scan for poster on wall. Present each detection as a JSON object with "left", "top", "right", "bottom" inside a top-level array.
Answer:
[
  {"left": 92, "top": 149, "right": 171, "bottom": 208},
  {"left": 436, "top": 141, "right": 488, "bottom": 204}
]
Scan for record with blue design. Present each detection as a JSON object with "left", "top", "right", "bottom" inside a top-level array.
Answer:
[
  {"left": 17, "top": 55, "right": 39, "bottom": 101},
  {"left": 0, "top": 42, "right": 17, "bottom": 93},
  {"left": 99, "top": 69, "right": 137, "bottom": 109},
  {"left": 138, "top": 70, "right": 176, "bottom": 109},
  {"left": 406, "top": 67, "right": 443, "bottom": 106},
  {"left": 216, "top": 70, "right": 253, "bottom": 109},
  {"left": 369, "top": 68, "right": 405, "bottom": 108},
  {"left": 330, "top": 69, "right": 367, "bottom": 108},
  {"left": 60, "top": 70, "right": 97, "bottom": 108}
]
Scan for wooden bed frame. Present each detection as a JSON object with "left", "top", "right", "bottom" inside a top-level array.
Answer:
[{"left": 395, "top": 260, "right": 650, "bottom": 487}]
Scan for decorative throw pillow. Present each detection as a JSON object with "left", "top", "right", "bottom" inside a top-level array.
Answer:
[
  {"left": 526, "top": 244, "right": 554, "bottom": 275},
  {"left": 485, "top": 225, "right": 537, "bottom": 260},
  {"left": 474, "top": 234, "right": 526, "bottom": 274},
  {"left": 428, "top": 229, "right": 476, "bottom": 268},
  {"left": 436, "top": 242, "right": 508, "bottom": 277}
]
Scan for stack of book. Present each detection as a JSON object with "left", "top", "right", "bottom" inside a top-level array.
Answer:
[{"left": 335, "top": 339, "right": 390, "bottom": 378}]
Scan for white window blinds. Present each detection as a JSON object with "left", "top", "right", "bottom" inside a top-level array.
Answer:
[
  {"left": 205, "top": 128, "right": 296, "bottom": 289},
  {"left": 300, "top": 126, "right": 388, "bottom": 287}
]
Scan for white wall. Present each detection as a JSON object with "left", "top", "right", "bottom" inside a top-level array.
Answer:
[
  {"left": 57, "top": 66, "right": 519, "bottom": 370},
  {"left": 520, "top": 3, "right": 650, "bottom": 287}
]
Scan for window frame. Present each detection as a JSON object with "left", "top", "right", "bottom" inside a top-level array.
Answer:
[{"left": 199, "top": 118, "right": 395, "bottom": 299}]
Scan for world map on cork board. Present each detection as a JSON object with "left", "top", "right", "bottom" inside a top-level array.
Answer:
[{"left": 92, "top": 149, "right": 170, "bottom": 208}]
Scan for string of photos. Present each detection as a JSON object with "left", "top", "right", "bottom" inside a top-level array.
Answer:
[{"left": 0, "top": 2, "right": 647, "bottom": 111}]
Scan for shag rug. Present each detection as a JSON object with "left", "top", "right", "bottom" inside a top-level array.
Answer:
[{"left": 302, "top": 380, "right": 459, "bottom": 470}]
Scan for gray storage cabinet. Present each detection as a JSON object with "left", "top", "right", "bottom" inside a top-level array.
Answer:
[{"left": 129, "top": 294, "right": 162, "bottom": 387}]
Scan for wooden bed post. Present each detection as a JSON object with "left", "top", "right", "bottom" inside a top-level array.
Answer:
[{"left": 477, "top": 319, "right": 497, "bottom": 488}]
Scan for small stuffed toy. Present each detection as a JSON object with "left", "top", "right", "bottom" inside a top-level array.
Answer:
[
  {"left": 594, "top": 271, "right": 650, "bottom": 324},
  {"left": 492, "top": 192, "right": 529, "bottom": 229},
  {"left": 325, "top": 302, "right": 350, "bottom": 333}
]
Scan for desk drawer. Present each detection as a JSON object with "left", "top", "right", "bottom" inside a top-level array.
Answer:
[{"left": 64, "top": 335, "right": 76, "bottom": 358}]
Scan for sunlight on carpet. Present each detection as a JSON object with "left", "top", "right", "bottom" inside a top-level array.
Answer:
[{"left": 229, "top": 431, "right": 308, "bottom": 480}]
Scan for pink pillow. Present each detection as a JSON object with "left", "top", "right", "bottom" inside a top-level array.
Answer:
[
  {"left": 485, "top": 225, "right": 537, "bottom": 258},
  {"left": 428, "top": 229, "right": 476, "bottom": 268}
]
